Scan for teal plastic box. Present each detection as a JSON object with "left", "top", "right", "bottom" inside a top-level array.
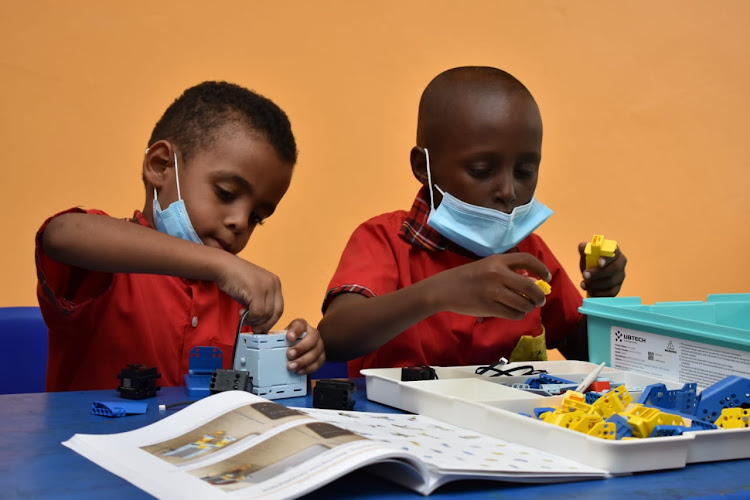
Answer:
[{"left": 579, "top": 294, "right": 750, "bottom": 389}]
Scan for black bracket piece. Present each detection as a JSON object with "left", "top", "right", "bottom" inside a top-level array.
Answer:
[
  {"left": 400, "top": 365, "right": 438, "bottom": 382},
  {"left": 313, "top": 379, "right": 356, "bottom": 410},
  {"left": 209, "top": 369, "right": 254, "bottom": 395},
  {"left": 117, "top": 364, "right": 161, "bottom": 400}
]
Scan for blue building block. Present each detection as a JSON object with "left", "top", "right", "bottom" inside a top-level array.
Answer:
[
  {"left": 586, "top": 391, "right": 607, "bottom": 404},
  {"left": 638, "top": 382, "right": 699, "bottom": 414},
  {"left": 694, "top": 376, "right": 750, "bottom": 424},
  {"left": 605, "top": 414, "right": 634, "bottom": 440},
  {"left": 184, "top": 346, "right": 223, "bottom": 397},
  {"left": 525, "top": 374, "right": 575, "bottom": 389},
  {"left": 651, "top": 425, "right": 692, "bottom": 437},
  {"left": 534, "top": 407, "right": 556, "bottom": 419}
]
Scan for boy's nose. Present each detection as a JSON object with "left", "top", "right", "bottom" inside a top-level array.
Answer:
[
  {"left": 225, "top": 208, "right": 249, "bottom": 234},
  {"left": 492, "top": 171, "right": 517, "bottom": 212}
]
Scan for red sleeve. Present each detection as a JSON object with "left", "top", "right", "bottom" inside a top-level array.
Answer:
[
  {"left": 322, "top": 213, "right": 404, "bottom": 313},
  {"left": 518, "top": 235, "right": 583, "bottom": 345},
  {"left": 36, "top": 208, "right": 114, "bottom": 316}
]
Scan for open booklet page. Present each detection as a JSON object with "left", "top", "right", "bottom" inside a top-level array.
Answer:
[{"left": 63, "top": 391, "right": 608, "bottom": 499}]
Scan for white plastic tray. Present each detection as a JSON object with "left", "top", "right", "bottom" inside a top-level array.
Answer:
[{"left": 362, "top": 361, "right": 750, "bottom": 474}]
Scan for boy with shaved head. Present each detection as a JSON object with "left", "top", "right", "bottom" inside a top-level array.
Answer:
[{"left": 318, "top": 67, "right": 627, "bottom": 376}]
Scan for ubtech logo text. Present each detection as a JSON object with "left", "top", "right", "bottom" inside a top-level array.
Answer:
[{"left": 623, "top": 334, "right": 646, "bottom": 343}]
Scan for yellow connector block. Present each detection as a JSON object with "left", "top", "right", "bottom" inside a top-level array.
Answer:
[
  {"left": 587, "top": 421, "right": 617, "bottom": 440},
  {"left": 570, "top": 414, "right": 604, "bottom": 433},
  {"left": 541, "top": 409, "right": 587, "bottom": 430},
  {"left": 589, "top": 385, "right": 632, "bottom": 418},
  {"left": 534, "top": 279, "right": 551, "bottom": 295},
  {"left": 584, "top": 234, "right": 618, "bottom": 270},
  {"left": 716, "top": 408, "right": 750, "bottom": 429},
  {"left": 624, "top": 404, "right": 684, "bottom": 438},
  {"left": 561, "top": 390, "right": 591, "bottom": 413}
]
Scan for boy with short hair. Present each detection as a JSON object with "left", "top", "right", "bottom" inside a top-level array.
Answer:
[
  {"left": 318, "top": 66, "right": 627, "bottom": 376},
  {"left": 37, "top": 81, "right": 325, "bottom": 391}
]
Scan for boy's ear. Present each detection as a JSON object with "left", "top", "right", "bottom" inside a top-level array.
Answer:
[
  {"left": 410, "top": 146, "right": 429, "bottom": 186},
  {"left": 143, "top": 140, "right": 175, "bottom": 189}
]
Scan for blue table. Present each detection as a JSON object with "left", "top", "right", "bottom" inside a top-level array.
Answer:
[{"left": 2, "top": 379, "right": 749, "bottom": 499}]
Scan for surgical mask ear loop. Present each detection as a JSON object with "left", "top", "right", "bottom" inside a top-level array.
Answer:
[
  {"left": 152, "top": 152, "right": 181, "bottom": 203},
  {"left": 424, "top": 148, "right": 446, "bottom": 212},
  {"left": 424, "top": 148, "right": 436, "bottom": 211}
]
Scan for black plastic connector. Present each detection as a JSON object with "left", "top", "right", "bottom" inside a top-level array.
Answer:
[
  {"left": 313, "top": 379, "right": 356, "bottom": 410},
  {"left": 400, "top": 365, "right": 438, "bottom": 382},
  {"left": 209, "top": 369, "right": 254, "bottom": 394},
  {"left": 117, "top": 364, "right": 161, "bottom": 399}
]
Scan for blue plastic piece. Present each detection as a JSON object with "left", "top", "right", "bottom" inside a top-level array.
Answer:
[
  {"left": 91, "top": 401, "right": 148, "bottom": 418},
  {"left": 694, "top": 375, "right": 750, "bottom": 424},
  {"left": 638, "top": 383, "right": 699, "bottom": 414},
  {"left": 534, "top": 407, "right": 556, "bottom": 419},
  {"left": 585, "top": 391, "right": 606, "bottom": 404},
  {"left": 651, "top": 425, "right": 692, "bottom": 437},
  {"left": 525, "top": 374, "right": 575, "bottom": 389},
  {"left": 605, "top": 414, "right": 633, "bottom": 440},
  {"left": 184, "top": 346, "right": 223, "bottom": 397}
]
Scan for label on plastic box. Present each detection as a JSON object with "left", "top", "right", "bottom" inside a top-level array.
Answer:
[{"left": 609, "top": 326, "right": 750, "bottom": 389}]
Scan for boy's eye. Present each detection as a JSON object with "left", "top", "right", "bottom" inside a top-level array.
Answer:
[
  {"left": 250, "top": 212, "right": 265, "bottom": 226},
  {"left": 514, "top": 164, "right": 538, "bottom": 180},
  {"left": 216, "top": 186, "right": 235, "bottom": 202},
  {"left": 467, "top": 165, "right": 493, "bottom": 179},
  {"left": 514, "top": 169, "right": 535, "bottom": 180}
]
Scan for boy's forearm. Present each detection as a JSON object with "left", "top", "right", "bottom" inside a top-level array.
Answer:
[
  {"left": 319, "top": 280, "right": 441, "bottom": 361},
  {"left": 42, "top": 212, "right": 228, "bottom": 281}
]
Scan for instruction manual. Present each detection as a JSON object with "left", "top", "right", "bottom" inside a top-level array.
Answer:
[{"left": 63, "top": 391, "right": 608, "bottom": 499}]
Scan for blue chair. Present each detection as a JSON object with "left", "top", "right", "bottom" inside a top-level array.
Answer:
[
  {"left": 312, "top": 361, "right": 349, "bottom": 379},
  {"left": 0, "top": 307, "right": 48, "bottom": 394}
]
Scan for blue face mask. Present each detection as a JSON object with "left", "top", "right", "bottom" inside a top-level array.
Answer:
[
  {"left": 424, "top": 148, "right": 553, "bottom": 257},
  {"left": 151, "top": 152, "right": 203, "bottom": 245}
]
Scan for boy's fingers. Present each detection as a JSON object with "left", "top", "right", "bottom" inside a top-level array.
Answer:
[
  {"left": 288, "top": 346, "right": 325, "bottom": 374},
  {"left": 502, "top": 253, "right": 551, "bottom": 282},
  {"left": 578, "top": 242, "right": 588, "bottom": 272}
]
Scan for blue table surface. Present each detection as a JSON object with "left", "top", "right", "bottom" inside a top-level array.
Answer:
[{"left": 2, "top": 378, "right": 750, "bottom": 499}]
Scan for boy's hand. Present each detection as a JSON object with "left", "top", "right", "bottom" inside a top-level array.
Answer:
[
  {"left": 214, "top": 254, "right": 284, "bottom": 333},
  {"left": 578, "top": 242, "right": 627, "bottom": 297},
  {"left": 431, "top": 253, "right": 551, "bottom": 320},
  {"left": 285, "top": 319, "right": 325, "bottom": 375}
]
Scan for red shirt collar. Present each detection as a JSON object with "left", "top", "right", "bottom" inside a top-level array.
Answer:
[
  {"left": 398, "top": 186, "right": 447, "bottom": 252},
  {"left": 131, "top": 210, "right": 152, "bottom": 228}
]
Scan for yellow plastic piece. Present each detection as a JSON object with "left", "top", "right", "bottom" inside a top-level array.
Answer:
[
  {"left": 541, "top": 409, "right": 587, "bottom": 429},
  {"left": 716, "top": 408, "right": 750, "bottom": 429},
  {"left": 570, "top": 414, "right": 604, "bottom": 433},
  {"left": 623, "top": 404, "right": 684, "bottom": 438},
  {"left": 589, "top": 385, "right": 632, "bottom": 418},
  {"left": 561, "top": 390, "right": 591, "bottom": 413},
  {"left": 534, "top": 279, "right": 551, "bottom": 295},
  {"left": 587, "top": 421, "right": 617, "bottom": 440},
  {"left": 584, "top": 234, "right": 618, "bottom": 270}
]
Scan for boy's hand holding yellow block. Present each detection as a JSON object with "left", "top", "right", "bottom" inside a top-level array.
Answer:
[{"left": 584, "top": 235, "right": 618, "bottom": 270}]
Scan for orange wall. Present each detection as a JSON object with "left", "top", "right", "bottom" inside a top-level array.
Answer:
[{"left": 2, "top": 2, "right": 749, "bottom": 334}]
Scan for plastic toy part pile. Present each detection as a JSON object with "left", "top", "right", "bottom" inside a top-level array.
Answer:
[{"left": 529, "top": 375, "right": 750, "bottom": 440}]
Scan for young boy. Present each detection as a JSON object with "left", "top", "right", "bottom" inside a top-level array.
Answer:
[
  {"left": 318, "top": 66, "right": 627, "bottom": 377},
  {"left": 36, "top": 81, "right": 325, "bottom": 391}
]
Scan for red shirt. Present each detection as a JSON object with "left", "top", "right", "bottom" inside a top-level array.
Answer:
[
  {"left": 324, "top": 188, "right": 583, "bottom": 377},
  {"left": 36, "top": 208, "right": 241, "bottom": 391}
]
